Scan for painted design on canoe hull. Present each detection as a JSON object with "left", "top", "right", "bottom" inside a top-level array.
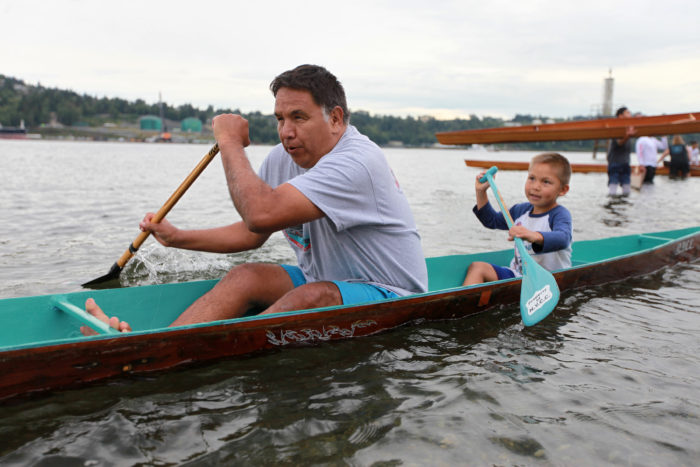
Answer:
[{"left": 266, "top": 319, "right": 378, "bottom": 346}]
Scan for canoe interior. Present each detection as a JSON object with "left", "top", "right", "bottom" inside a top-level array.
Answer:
[{"left": 1, "top": 226, "right": 699, "bottom": 353}]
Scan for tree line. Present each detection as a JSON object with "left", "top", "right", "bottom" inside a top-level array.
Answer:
[{"left": 1, "top": 74, "right": 599, "bottom": 149}]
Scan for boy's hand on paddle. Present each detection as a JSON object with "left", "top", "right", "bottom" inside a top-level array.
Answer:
[
  {"left": 475, "top": 171, "right": 491, "bottom": 192},
  {"left": 508, "top": 225, "right": 543, "bottom": 245},
  {"left": 140, "top": 213, "right": 180, "bottom": 247},
  {"left": 474, "top": 171, "right": 492, "bottom": 210}
]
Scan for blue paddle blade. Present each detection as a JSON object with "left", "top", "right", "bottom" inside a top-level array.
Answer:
[{"left": 516, "top": 239, "right": 560, "bottom": 326}]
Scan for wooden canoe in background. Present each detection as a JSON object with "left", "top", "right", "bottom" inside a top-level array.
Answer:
[
  {"left": 0, "top": 226, "right": 699, "bottom": 401},
  {"left": 465, "top": 159, "right": 700, "bottom": 177},
  {"left": 436, "top": 112, "right": 700, "bottom": 145}
]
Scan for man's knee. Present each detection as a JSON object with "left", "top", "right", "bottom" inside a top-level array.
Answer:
[
  {"left": 222, "top": 263, "right": 287, "bottom": 286},
  {"left": 268, "top": 282, "right": 342, "bottom": 313},
  {"left": 216, "top": 263, "right": 295, "bottom": 308}
]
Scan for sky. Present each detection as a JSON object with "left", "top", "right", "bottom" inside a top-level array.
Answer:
[{"left": 2, "top": 0, "right": 699, "bottom": 120}]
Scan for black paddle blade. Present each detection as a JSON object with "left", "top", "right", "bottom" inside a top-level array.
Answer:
[{"left": 82, "top": 262, "right": 122, "bottom": 289}]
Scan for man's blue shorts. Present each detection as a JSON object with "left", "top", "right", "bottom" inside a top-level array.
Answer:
[
  {"left": 491, "top": 264, "right": 516, "bottom": 280},
  {"left": 280, "top": 264, "right": 399, "bottom": 305},
  {"left": 607, "top": 163, "right": 631, "bottom": 186}
]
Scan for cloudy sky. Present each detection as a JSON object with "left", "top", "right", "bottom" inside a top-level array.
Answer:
[{"left": 2, "top": 0, "right": 699, "bottom": 120}]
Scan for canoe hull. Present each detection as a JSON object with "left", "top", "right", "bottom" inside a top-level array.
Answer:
[
  {"left": 1, "top": 227, "right": 699, "bottom": 401},
  {"left": 436, "top": 112, "right": 700, "bottom": 145},
  {"left": 1, "top": 283, "right": 517, "bottom": 401}
]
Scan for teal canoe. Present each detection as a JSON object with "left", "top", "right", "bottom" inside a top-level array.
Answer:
[{"left": 1, "top": 226, "right": 698, "bottom": 401}]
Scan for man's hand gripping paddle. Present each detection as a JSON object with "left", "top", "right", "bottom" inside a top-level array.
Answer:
[{"left": 480, "top": 166, "right": 560, "bottom": 326}]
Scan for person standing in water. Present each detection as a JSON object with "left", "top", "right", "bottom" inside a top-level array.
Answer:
[{"left": 606, "top": 107, "right": 636, "bottom": 196}]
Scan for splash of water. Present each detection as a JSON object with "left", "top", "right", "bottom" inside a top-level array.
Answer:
[{"left": 122, "top": 243, "right": 236, "bottom": 286}]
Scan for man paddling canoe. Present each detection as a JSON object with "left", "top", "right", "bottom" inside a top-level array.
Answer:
[{"left": 83, "top": 65, "right": 427, "bottom": 334}]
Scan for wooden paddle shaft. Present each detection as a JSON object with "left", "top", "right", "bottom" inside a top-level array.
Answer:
[
  {"left": 115, "top": 143, "right": 220, "bottom": 268},
  {"left": 492, "top": 189, "right": 515, "bottom": 227}
]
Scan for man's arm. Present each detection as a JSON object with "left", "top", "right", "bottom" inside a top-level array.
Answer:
[
  {"left": 167, "top": 222, "right": 270, "bottom": 253},
  {"left": 213, "top": 114, "right": 325, "bottom": 234},
  {"left": 655, "top": 136, "right": 668, "bottom": 151},
  {"left": 139, "top": 216, "right": 270, "bottom": 253},
  {"left": 616, "top": 125, "right": 636, "bottom": 145}
]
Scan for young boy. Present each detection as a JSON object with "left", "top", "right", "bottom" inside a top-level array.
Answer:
[{"left": 463, "top": 152, "right": 573, "bottom": 286}]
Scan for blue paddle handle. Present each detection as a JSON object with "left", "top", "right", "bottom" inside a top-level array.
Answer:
[{"left": 478, "top": 166, "right": 499, "bottom": 184}]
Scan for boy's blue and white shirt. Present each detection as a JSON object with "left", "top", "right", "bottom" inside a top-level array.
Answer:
[{"left": 473, "top": 202, "right": 573, "bottom": 276}]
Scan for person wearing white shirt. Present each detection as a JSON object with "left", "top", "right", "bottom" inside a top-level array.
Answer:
[
  {"left": 688, "top": 140, "right": 699, "bottom": 166},
  {"left": 635, "top": 136, "right": 668, "bottom": 184}
]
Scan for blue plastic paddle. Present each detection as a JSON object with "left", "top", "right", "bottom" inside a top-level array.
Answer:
[{"left": 480, "top": 166, "right": 560, "bottom": 326}]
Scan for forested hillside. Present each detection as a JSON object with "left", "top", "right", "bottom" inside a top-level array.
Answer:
[{"left": 1, "top": 74, "right": 600, "bottom": 149}]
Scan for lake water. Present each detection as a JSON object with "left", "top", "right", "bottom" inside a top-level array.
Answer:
[{"left": 1, "top": 139, "right": 699, "bottom": 465}]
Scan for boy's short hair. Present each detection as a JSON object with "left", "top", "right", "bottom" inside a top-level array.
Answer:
[
  {"left": 530, "top": 152, "right": 571, "bottom": 186},
  {"left": 615, "top": 106, "right": 628, "bottom": 117}
]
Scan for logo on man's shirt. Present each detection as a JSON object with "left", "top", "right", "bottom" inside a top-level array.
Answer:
[{"left": 284, "top": 226, "right": 311, "bottom": 251}]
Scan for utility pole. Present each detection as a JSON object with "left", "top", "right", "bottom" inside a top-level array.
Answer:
[
  {"left": 159, "top": 92, "right": 166, "bottom": 132},
  {"left": 602, "top": 69, "right": 614, "bottom": 117},
  {"left": 593, "top": 69, "right": 614, "bottom": 159}
]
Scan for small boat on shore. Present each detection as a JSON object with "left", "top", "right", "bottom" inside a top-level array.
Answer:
[
  {"left": 0, "top": 127, "right": 27, "bottom": 140},
  {"left": 436, "top": 112, "right": 700, "bottom": 145},
  {"left": 1, "top": 226, "right": 698, "bottom": 402},
  {"left": 465, "top": 159, "right": 700, "bottom": 177}
]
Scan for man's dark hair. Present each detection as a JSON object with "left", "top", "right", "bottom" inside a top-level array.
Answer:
[
  {"left": 270, "top": 65, "right": 350, "bottom": 123},
  {"left": 615, "top": 106, "right": 628, "bottom": 117}
]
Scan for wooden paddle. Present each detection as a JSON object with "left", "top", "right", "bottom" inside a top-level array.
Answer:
[
  {"left": 480, "top": 166, "right": 560, "bottom": 326},
  {"left": 82, "top": 143, "right": 220, "bottom": 288}
]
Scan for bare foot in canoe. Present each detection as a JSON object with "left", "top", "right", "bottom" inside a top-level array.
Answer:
[{"left": 80, "top": 298, "right": 132, "bottom": 336}]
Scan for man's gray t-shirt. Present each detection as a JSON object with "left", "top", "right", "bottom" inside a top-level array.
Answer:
[{"left": 258, "top": 125, "right": 428, "bottom": 296}]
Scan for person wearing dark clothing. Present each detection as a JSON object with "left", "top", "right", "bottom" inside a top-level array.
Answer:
[
  {"left": 606, "top": 107, "right": 636, "bottom": 196},
  {"left": 660, "top": 135, "right": 691, "bottom": 179}
]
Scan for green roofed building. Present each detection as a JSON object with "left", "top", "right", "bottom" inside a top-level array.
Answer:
[
  {"left": 140, "top": 115, "right": 162, "bottom": 131},
  {"left": 181, "top": 117, "right": 203, "bottom": 133}
]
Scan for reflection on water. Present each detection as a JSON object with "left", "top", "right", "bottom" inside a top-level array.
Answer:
[
  {"left": 601, "top": 196, "right": 632, "bottom": 227},
  {"left": 1, "top": 141, "right": 700, "bottom": 465}
]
